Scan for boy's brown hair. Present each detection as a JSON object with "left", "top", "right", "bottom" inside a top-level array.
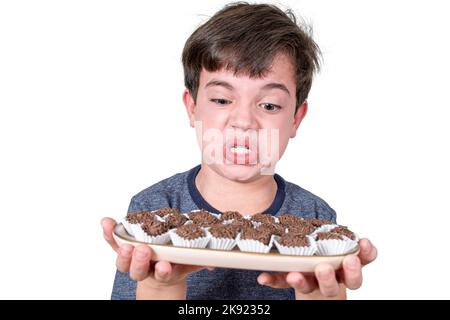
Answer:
[{"left": 182, "top": 2, "right": 321, "bottom": 112}]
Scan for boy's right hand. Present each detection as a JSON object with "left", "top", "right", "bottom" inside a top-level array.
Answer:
[{"left": 101, "top": 217, "right": 210, "bottom": 294}]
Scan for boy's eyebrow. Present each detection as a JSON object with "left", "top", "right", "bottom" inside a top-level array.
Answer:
[
  {"left": 261, "top": 83, "right": 291, "bottom": 96},
  {"left": 205, "top": 79, "right": 290, "bottom": 96},
  {"left": 205, "top": 80, "right": 235, "bottom": 91}
]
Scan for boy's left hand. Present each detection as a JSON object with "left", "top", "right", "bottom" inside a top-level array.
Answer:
[{"left": 257, "top": 238, "right": 377, "bottom": 299}]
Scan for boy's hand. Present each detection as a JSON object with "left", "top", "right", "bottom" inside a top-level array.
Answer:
[
  {"left": 101, "top": 217, "right": 212, "bottom": 297},
  {"left": 257, "top": 238, "right": 377, "bottom": 299}
]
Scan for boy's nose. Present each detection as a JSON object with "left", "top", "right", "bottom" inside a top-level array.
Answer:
[{"left": 229, "top": 103, "right": 258, "bottom": 131}]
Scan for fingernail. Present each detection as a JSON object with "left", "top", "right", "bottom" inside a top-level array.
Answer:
[
  {"left": 135, "top": 248, "right": 148, "bottom": 260},
  {"left": 365, "top": 239, "right": 372, "bottom": 251},
  {"left": 101, "top": 218, "right": 106, "bottom": 228}
]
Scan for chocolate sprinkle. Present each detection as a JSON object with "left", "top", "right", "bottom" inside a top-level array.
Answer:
[
  {"left": 229, "top": 219, "right": 253, "bottom": 232},
  {"left": 209, "top": 224, "right": 238, "bottom": 239},
  {"left": 126, "top": 211, "right": 157, "bottom": 224},
  {"left": 220, "top": 211, "right": 243, "bottom": 221},
  {"left": 175, "top": 224, "right": 205, "bottom": 240},
  {"left": 165, "top": 214, "right": 188, "bottom": 229},
  {"left": 153, "top": 207, "right": 180, "bottom": 217},
  {"left": 278, "top": 214, "right": 305, "bottom": 226},
  {"left": 189, "top": 210, "right": 220, "bottom": 227},
  {"left": 279, "top": 233, "right": 310, "bottom": 247},
  {"left": 287, "top": 223, "right": 315, "bottom": 236},
  {"left": 141, "top": 220, "right": 169, "bottom": 236},
  {"left": 306, "top": 218, "right": 332, "bottom": 227},
  {"left": 240, "top": 227, "right": 272, "bottom": 245},
  {"left": 251, "top": 213, "right": 275, "bottom": 224},
  {"left": 315, "top": 232, "right": 344, "bottom": 241},
  {"left": 332, "top": 226, "right": 356, "bottom": 240},
  {"left": 258, "top": 223, "right": 286, "bottom": 236}
]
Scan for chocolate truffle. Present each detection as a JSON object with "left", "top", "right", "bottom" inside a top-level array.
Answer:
[
  {"left": 279, "top": 233, "right": 310, "bottom": 247},
  {"left": 175, "top": 224, "right": 205, "bottom": 240},
  {"left": 278, "top": 214, "right": 305, "bottom": 226},
  {"left": 258, "top": 223, "right": 285, "bottom": 236},
  {"left": 209, "top": 224, "right": 239, "bottom": 239},
  {"left": 240, "top": 227, "right": 272, "bottom": 245},
  {"left": 125, "top": 211, "right": 157, "bottom": 224},
  {"left": 229, "top": 218, "right": 253, "bottom": 232},
  {"left": 306, "top": 218, "right": 332, "bottom": 227},
  {"left": 141, "top": 220, "right": 169, "bottom": 236},
  {"left": 220, "top": 211, "right": 243, "bottom": 221},
  {"left": 251, "top": 213, "right": 276, "bottom": 224},
  {"left": 153, "top": 207, "right": 180, "bottom": 217},
  {"left": 332, "top": 226, "right": 356, "bottom": 240},
  {"left": 188, "top": 210, "right": 220, "bottom": 227},
  {"left": 287, "top": 223, "right": 315, "bottom": 236},
  {"left": 315, "top": 232, "right": 344, "bottom": 241},
  {"left": 165, "top": 213, "right": 188, "bottom": 228}
]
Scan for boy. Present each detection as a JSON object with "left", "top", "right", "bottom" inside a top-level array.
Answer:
[{"left": 102, "top": 2, "right": 377, "bottom": 300}]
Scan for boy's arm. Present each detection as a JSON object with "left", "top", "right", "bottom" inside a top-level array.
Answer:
[{"left": 136, "top": 281, "right": 187, "bottom": 300}]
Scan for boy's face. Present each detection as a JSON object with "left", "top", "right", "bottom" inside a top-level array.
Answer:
[{"left": 183, "top": 53, "right": 307, "bottom": 183}]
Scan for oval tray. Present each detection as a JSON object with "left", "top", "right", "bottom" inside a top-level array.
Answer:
[{"left": 113, "top": 223, "right": 359, "bottom": 273}]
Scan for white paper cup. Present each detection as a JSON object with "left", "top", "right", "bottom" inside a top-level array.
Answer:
[
  {"left": 236, "top": 234, "right": 274, "bottom": 253},
  {"left": 169, "top": 229, "right": 210, "bottom": 248},
  {"left": 206, "top": 231, "right": 237, "bottom": 250},
  {"left": 273, "top": 235, "right": 317, "bottom": 256},
  {"left": 132, "top": 225, "right": 171, "bottom": 244},
  {"left": 315, "top": 236, "right": 358, "bottom": 255}
]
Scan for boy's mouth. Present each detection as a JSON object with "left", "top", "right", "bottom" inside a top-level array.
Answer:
[{"left": 223, "top": 136, "right": 258, "bottom": 165}]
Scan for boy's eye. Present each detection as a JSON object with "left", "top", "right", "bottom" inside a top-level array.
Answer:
[
  {"left": 210, "top": 98, "right": 231, "bottom": 105},
  {"left": 259, "top": 103, "right": 281, "bottom": 112}
]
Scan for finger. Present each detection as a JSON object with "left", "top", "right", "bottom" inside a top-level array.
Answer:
[
  {"left": 101, "top": 217, "right": 119, "bottom": 252},
  {"left": 115, "top": 244, "right": 134, "bottom": 273},
  {"left": 173, "top": 264, "right": 206, "bottom": 275},
  {"left": 342, "top": 255, "right": 363, "bottom": 290},
  {"left": 154, "top": 261, "right": 173, "bottom": 282},
  {"left": 315, "top": 264, "right": 340, "bottom": 297},
  {"left": 358, "top": 238, "right": 378, "bottom": 266},
  {"left": 257, "top": 272, "right": 290, "bottom": 289},
  {"left": 129, "top": 245, "right": 152, "bottom": 281},
  {"left": 285, "top": 272, "right": 317, "bottom": 294}
]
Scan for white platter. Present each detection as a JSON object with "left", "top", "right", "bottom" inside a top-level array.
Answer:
[{"left": 113, "top": 223, "right": 359, "bottom": 273}]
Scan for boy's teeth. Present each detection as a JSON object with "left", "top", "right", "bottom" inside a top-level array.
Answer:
[{"left": 230, "top": 146, "right": 250, "bottom": 154}]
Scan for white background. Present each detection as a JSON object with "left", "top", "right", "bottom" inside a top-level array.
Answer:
[{"left": 1, "top": 0, "right": 449, "bottom": 299}]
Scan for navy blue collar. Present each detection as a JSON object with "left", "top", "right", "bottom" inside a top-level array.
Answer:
[{"left": 187, "top": 164, "right": 285, "bottom": 216}]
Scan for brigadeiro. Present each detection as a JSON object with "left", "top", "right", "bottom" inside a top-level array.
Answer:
[
  {"left": 165, "top": 213, "right": 188, "bottom": 229},
  {"left": 250, "top": 213, "right": 277, "bottom": 225},
  {"left": 278, "top": 214, "right": 305, "bottom": 227},
  {"left": 188, "top": 209, "right": 220, "bottom": 228},
  {"left": 133, "top": 220, "right": 171, "bottom": 244},
  {"left": 220, "top": 211, "right": 243, "bottom": 223},
  {"left": 169, "top": 223, "right": 210, "bottom": 248},
  {"left": 207, "top": 224, "right": 238, "bottom": 250},
  {"left": 236, "top": 226, "right": 274, "bottom": 253},
  {"left": 314, "top": 231, "right": 358, "bottom": 256},
  {"left": 122, "top": 211, "right": 159, "bottom": 237},
  {"left": 274, "top": 233, "right": 317, "bottom": 256}
]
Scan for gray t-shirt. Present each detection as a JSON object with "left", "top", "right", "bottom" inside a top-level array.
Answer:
[{"left": 111, "top": 165, "right": 336, "bottom": 300}]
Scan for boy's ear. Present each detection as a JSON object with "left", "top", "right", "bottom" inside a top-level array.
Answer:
[
  {"left": 182, "top": 89, "right": 196, "bottom": 128},
  {"left": 290, "top": 100, "right": 308, "bottom": 138}
]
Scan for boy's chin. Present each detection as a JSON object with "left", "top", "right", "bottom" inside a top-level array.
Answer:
[{"left": 215, "top": 163, "right": 268, "bottom": 182}]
